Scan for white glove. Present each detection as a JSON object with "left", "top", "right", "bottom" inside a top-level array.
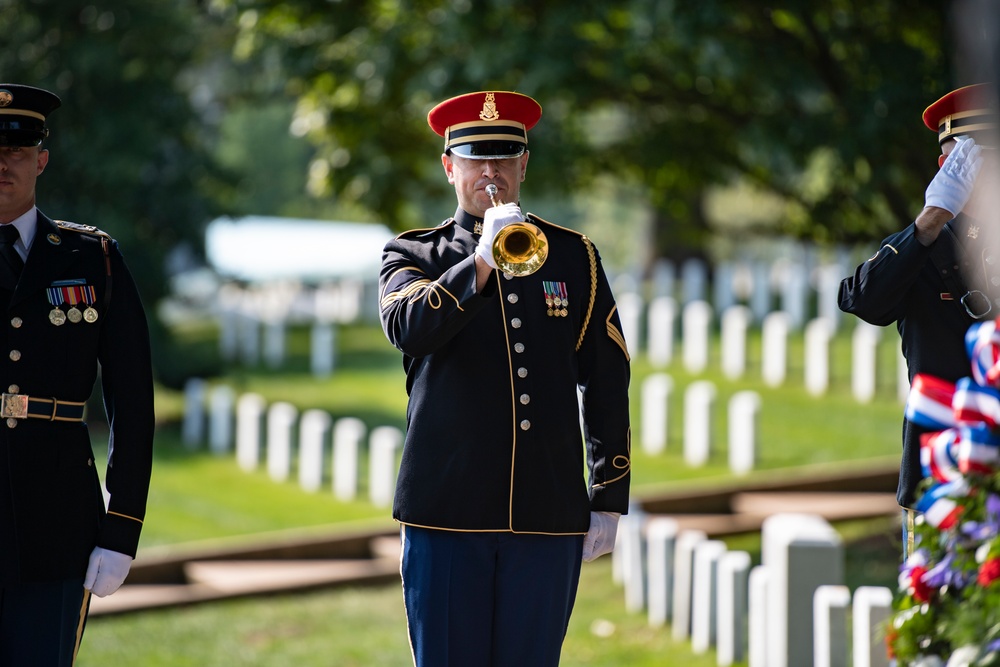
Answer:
[
  {"left": 475, "top": 202, "right": 523, "bottom": 269},
  {"left": 925, "top": 136, "right": 983, "bottom": 216},
  {"left": 84, "top": 547, "right": 133, "bottom": 597},
  {"left": 582, "top": 511, "right": 621, "bottom": 562}
]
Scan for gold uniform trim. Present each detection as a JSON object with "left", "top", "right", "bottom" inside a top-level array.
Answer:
[
  {"left": 606, "top": 305, "right": 630, "bottom": 360},
  {"left": 73, "top": 588, "right": 91, "bottom": 665},
  {"left": 497, "top": 271, "right": 520, "bottom": 531},
  {"left": 380, "top": 267, "right": 464, "bottom": 312},
  {"left": 592, "top": 428, "right": 631, "bottom": 489},
  {"left": 398, "top": 520, "right": 587, "bottom": 536},
  {"left": 107, "top": 510, "right": 143, "bottom": 525},
  {"left": 0, "top": 108, "right": 45, "bottom": 121}
]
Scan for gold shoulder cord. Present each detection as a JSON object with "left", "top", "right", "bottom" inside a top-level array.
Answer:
[{"left": 575, "top": 236, "right": 597, "bottom": 352}]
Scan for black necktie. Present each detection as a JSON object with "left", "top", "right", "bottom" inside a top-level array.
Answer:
[{"left": 0, "top": 225, "right": 24, "bottom": 289}]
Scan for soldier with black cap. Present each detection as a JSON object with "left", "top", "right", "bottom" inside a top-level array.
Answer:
[
  {"left": 839, "top": 82, "right": 999, "bottom": 557},
  {"left": 379, "top": 91, "right": 631, "bottom": 666},
  {"left": 0, "top": 84, "right": 154, "bottom": 665}
]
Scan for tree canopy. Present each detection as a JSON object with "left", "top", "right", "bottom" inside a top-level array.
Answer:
[{"left": 219, "top": 0, "right": 967, "bottom": 257}]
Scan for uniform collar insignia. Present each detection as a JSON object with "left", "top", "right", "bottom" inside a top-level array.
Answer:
[{"left": 969, "top": 225, "right": 981, "bottom": 240}]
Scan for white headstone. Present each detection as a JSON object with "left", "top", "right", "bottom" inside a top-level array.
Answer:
[
  {"left": 852, "top": 322, "right": 882, "bottom": 403},
  {"left": 620, "top": 511, "right": 647, "bottom": 613},
  {"left": 684, "top": 381, "right": 716, "bottom": 467},
  {"left": 761, "top": 311, "right": 790, "bottom": 387},
  {"left": 748, "top": 565, "right": 770, "bottom": 667},
  {"left": 641, "top": 373, "right": 673, "bottom": 455},
  {"left": 682, "top": 301, "right": 713, "bottom": 374},
  {"left": 898, "top": 345, "right": 910, "bottom": 404},
  {"left": 852, "top": 586, "right": 893, "bottom": 667},
  {"left": 235, "top": 393, "right": 266, "bottom": 472},
  {"left": 333, "top": 417, "right": 366, "bottom": 501},
  {"left": 617, "top": 292, "right": 643, "bottom": 357},
  {"left": 721, "top": 305, "right": 751, "bottom": 379},
  {"left": 369, "top": 426, "right": 403, "bottom": 507},
  {"left": 716, "top": 550, "right": 752, "bottom": 667},
  {"left": 646, "top": 296, "right": 676, "bottom": 369},
  {"left": 682, "top": 258, "right": 708, "bottom": 305},
  {"left": 266, "top": 402, "right": 298, "bottom": 483},
  {"left": 651, "top": 259, "right": 675, "bottom": 299},
  {"left": 805, "top": 318, "right": 834, "bottom": 396},
  {"left": 311, "top": 322, "right": 336, "bottom": 377},
  {"left": 750, "top": 261, "right": 772, "bottom": 323},
  {"left": 263, "top": 319, "right": 286, "bottom": 369},
  {"left": 762, "top": 514, "right": 844, "bottom": 667},
  {"left": 816, "top": 264, "right": 845, "bottom": 331},
  {"left": 238, "top": 312, "right": 260, "bottom": 366},
  {"left": 691, "top": 540, "right": 727, "bottom": 654},
  {"left": 813, "top": 584, "right": 851, "bottom": 667},
  {"left": 208, "top": 385, "right": 235, "bottom": 455},
  {"left": 218, "top": 308, "right": 240, "bottom": 362},
  {"left": 779, "top": 262, "right": 808, "bottom": 330},
  {"left": 182, "top": 378, "right": 207, "bottom": 448},
  {"left": 298, "top": 409, "right": 332, "bottom": 492},
  {"left": 646, "top": 517, "right": 679, "bottom": 627},
  {"left": 671, "top": 529, "right": 707, "bottom": 641},
  {"left": 713, "top": 262, "right": 737, "bottom": 314},
  {"left": 728, "top": 391, "right": 761, "bottom": 476}
]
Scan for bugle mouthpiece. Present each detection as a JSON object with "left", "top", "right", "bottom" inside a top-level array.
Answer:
[{"left": 485, "top": 184, "right": 501, "bottom": 206}]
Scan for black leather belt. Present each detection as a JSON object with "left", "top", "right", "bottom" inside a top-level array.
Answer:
[{"left": 0, "top": 392, "right": 86, "bottom": 423}]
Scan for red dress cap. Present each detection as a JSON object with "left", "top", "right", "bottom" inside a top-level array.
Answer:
[
  {"left": 427, "top": 91, "right": 542, "bottom": 159},
  {"left": 922, "top": 83, "right": 997, "bottom": 146}
]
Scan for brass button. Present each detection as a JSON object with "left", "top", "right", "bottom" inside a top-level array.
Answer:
[
  {"left": 511, "top": 318, "right": 522, "bottom": 329},
  {"left": 514, "top": 343, "right": 525, "bottom": 353},
  {"left": 7, "top": 385, "right": 17, "bottom": 394},
  {"left": 9, "top": 350, "right": 21, "bottom": 362},
  {"left": 520, "top": 420, "right": 531, "bottom": 431},
  {"left": 517, "top": 367, "right": 528, "bottom": 378},
  {"left": 10, "top": 317, "right": 21, "bottom": 329},
  {"left": 503, "top": 273, "right": 513, "bottom": 280},
  {"left": 87, "top": 458, "right": 94, "bottom": 467},
  {"left": 520, "top": 394, "right": 530, "bottom": 405},
  {"left": 507, "top": 293, "right": 519, "bottom": 304},
  {"left": 6, "top": 418, "right": 16, "bottom": 428}
]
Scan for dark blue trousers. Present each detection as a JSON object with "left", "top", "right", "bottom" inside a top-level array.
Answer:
[
  {"left": 400, "top": 526, "right": 584, "bottom": 667},
  {"left": 0, "top": 578, "right": 90, "bottom": 666}
]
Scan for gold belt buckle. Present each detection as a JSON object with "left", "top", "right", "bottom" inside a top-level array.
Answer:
[{"left": 1, "top": 393, "right": 28, "bottom": 419}]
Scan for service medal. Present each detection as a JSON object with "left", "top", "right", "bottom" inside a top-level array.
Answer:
[
  {"left": 49, "top": 308, "right": 67, "bottom": 326},
  {"left": 67, "top": 306, "right": 82, "bottom": 323},
  {"left": 83, "top": 307, "right": 99, "bottom": 323}
]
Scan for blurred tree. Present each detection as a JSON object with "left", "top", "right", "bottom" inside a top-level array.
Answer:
[
  {"left": 219, "top": 0, "right": 962, "bottom": 260},
  {"left": 1, "top": 0, "right": 235, "bottom": 386},
  {"left": 0, "top": 0, "right": 229, "bottom": 303}
]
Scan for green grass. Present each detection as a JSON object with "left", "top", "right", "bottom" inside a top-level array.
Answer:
[{"left": 76, "top": 318, "right": 908, "bottom": 665}]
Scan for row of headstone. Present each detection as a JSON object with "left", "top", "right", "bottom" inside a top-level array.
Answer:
[
  {"left": 646, "top": 257, "right": 847, "bottom": 330},
  {"left": 182, "top": 379, "right": 402, "bottom": 506},
  {"left": 641, "top": 373, "right": 761, "bottom": 474},
  {"left": 635, "top": 298, "right": 906, "bottom": 402},
  {"left": 615, "top": 511, "right": 892, "bottom": 667},
  {"left": 218, "top": 315, "right": 340, "bottom": 377}
]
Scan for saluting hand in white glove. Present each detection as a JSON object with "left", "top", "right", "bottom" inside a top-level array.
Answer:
[
  {"left": 926, "top": 136, "right": 983, "bottom": 217},
  {"left": 84, "top": 546, "right": 133, "bottom": 597},
  {"left": 475, "top": 202, "right": 523, "bottom": 270},
  {"left": 582, "top": 511, "right": 621, "bottom": 562}
]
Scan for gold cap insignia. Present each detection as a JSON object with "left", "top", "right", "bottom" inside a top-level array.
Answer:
[
  {"left": 479, "top": 92, "right": 500, "bottom": 122},
  {"left": 0, "top": 90, "right": 11, "bottom": 108}
]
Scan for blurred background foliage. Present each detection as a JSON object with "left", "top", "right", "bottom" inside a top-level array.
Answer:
[{"left": 0, "top": 0, "right": 985, "bottom": 380}]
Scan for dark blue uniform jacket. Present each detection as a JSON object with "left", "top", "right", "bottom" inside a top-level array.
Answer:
[
  {"left": 379, "top": 208, "right": 631, "bottom": 534},
  {"left": 0, "top": 211, "right": 153, "bottom": 583},
  {"left": 839, "top": 218, "right": 983, "bottom": 507}
]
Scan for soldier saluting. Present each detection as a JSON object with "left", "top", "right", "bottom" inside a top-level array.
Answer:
[{"left": 0, "top": 84, "right": 154, "bottom": 665}]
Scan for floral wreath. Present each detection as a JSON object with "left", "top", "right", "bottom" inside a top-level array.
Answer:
[{"left": 889, "top": 315, "right": 1000, "bottom": 666}]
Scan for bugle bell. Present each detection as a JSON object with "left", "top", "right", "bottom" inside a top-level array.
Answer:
[{"left": 485, "top": 184, "right": 548, "bottom": 277}]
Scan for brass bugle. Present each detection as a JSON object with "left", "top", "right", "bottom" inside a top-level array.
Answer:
[{"left": 484, "top": 184, "right": 548, "bottom": 277}]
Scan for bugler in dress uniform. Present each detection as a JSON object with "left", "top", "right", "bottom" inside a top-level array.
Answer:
[
  {"left": 0, "top": 84, "right": 154, "bottom": 665},
  {"left": 379, "top": 91, "right": 631, "bottom": 667},
  {"left": 839, "top": 82, "right": 998, "bottom": 556}
]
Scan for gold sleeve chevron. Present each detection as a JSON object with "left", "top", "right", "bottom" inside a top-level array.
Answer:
[
  {"left": 380, "top": 266, "right": 464, "bottom": 312},
  {"left": 606, "top": 306, "right": 629, "bottom": 360}
]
